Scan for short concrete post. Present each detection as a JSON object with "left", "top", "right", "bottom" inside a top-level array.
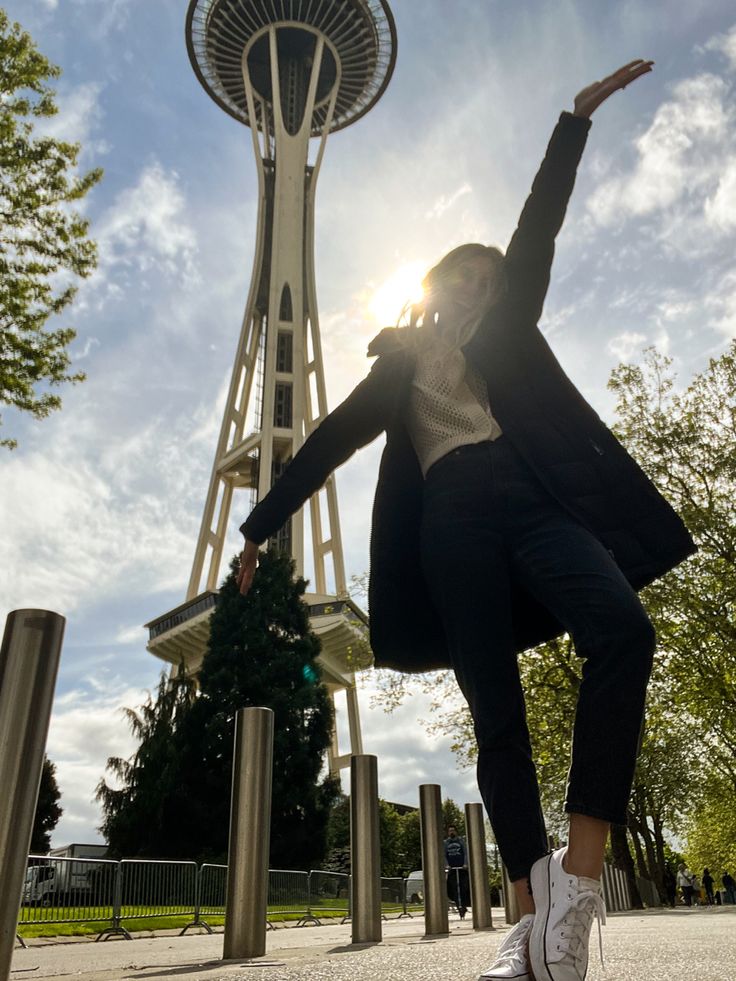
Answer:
[
  {"left": 0, "top": 610, "right": 65, "bottom": 981},
  {"left": 465, "top": 803, "right": 493, "bottom": 931},
  {"left": 350, "top": 754, "right": 382, "bottom": 943},
  {"left": 223, "top": 707, "right": 274, "bottom": 960},
  {"left": 419, "top": 784, "right": 448, "bottom": 936}
]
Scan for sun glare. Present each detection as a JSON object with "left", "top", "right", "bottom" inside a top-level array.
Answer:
[{"left": 368, "top": 262, "right": 426, "bottom": 327}]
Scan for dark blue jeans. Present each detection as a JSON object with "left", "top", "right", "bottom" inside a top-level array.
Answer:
[{"left": 420, "top": 437, "right": 655, "bottom": 881}]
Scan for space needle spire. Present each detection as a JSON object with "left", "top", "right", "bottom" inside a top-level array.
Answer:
[{"left": 145, "top": 0, "right": 396, "bottom": 773}]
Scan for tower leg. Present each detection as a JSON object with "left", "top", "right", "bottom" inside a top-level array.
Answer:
[{"left": 346, "top": 683, "right": 364, "bottom": 756}]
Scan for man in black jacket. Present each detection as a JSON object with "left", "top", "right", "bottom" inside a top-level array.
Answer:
[{"left": 238, "top": 61, "right": 694, "bottom": 981}]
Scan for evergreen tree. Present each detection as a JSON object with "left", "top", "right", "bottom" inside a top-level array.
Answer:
[
  {"left": 30, "top": 755, "right": 62, "bottom": 853},
  {"left": 0, "top": 10, "right": 101, "bottom": 448},
  {"left": 177, "top": 548, "right": 339, "bottom": 869},
  {"left": 96, "top": 669, "right": 195, "bottom": 858},
  {"left": 97, "top": 549, "right": 339, "bottom": 867}
]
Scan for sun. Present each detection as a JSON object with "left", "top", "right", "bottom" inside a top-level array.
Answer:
[{"left": 367, "top": 261, "right": 426, "bottom": 327}]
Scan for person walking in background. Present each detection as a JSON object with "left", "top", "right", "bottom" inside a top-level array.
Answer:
[
  {"left": 444, "top": 824, "right": 470, "bottom": 919},
  {"left": 663, "top": 865, "right": 677, "bottom": 908},
  {"left": 690, "top": 871, "right": 701, "bottom": 906},
  {"left": 702, "top": 868, "right": 714, "bottom": 905},
  {"left": 237, "top": 59, "right": 695, "bottom": 981},
  {"left": 723, "top": 870, "right": 736, "bottom": 904},
  {"left": 677, "top": 863, "right": 694, "bottom": 906}
]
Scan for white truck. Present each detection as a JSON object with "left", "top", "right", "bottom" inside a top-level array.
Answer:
[{"left": 22, "top": 843, "right": 109, "bottom": 906}]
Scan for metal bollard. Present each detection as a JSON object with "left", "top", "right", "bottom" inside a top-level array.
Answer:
[
  {"left": 0, "top": 610, "right": 65, "bottom": 981},
  {"left": 502, "top": 862, "right": 520, "bottom": 925},
  {"left": 465, "top": 803, "right": 493, "bottom": 931},
  {"left": 419, "top": 784, "right": 448, "bottom": 936},
  {"left": 350, "top": 755, "right": 382, "bottom": 943},
  {"left": 223, "top": 707, "right": 274, "bottom": 960}
]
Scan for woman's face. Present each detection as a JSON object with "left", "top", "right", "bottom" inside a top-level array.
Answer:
[{"left": 434, "top": 253, "right": 499, "bottom": 320}]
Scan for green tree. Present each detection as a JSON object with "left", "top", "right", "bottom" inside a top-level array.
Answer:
[
  {"left": 30, "top": 755, "right": 62, "bottom": 854},
  {"left": 177, "top": 549, "right": 340, "bottom": 869},
  {"left": 608, "top": 345, "right": 736, "bottom": 779},
  {"left": 97, "top": 551, "right": 339, "bottom": 869},
  {"left": 683, "top": 772, "right": 736, "bottom": 878},
  {"left": 399, "top": 809, "right": 423, "bottom": 873},
  {"left": 442, "top": 798, "right": 466, "bottom": 839},
  {"left": 0, "top": 9, "right": 101, "bottom": 448},
  {"left": 323, "top": 793, "right": 351, "bottom": 873},
  {"left": 96, "top": 668, "right": 195, "bottom": 858},
  {"left": 314, "top": 794, "right": 411, "bottom": 876}
]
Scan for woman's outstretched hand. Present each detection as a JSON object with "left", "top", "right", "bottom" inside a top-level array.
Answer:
[
  {"left": 573, "top": 59, "right": 654, "bottom": 118},
  {"left": 237, "top": 539, "right": 259, "bottom": 596}
]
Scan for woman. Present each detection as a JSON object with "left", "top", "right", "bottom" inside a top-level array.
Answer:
[
  {"left": 238, "top": 61, "right": 695, "bottom": 981},
  {"left": 677, "top": 863, "right": 695, "bottom": 906}
]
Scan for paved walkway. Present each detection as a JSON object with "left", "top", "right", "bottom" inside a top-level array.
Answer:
[{"left": 11, "top": 906, "right": 736, "bottom": 981}]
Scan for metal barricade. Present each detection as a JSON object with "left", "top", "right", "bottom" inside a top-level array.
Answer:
[
  {"left": 307, "top": 870, "right": 349, "bottom": 923},
  {"left": 17, "top": 855, "right": 118, "bottom": 933},
  {"left": 198, "top": 863, "right": 227, "bottom": 918},
  {"left": 180, "top": 863, "right": 227, "bottom": 935},
  {"left": 100, "top": 859, "right": 197, "bottom": 939},
  {"left": 379, "top": 877, "right": 405, "bottom": 918},
  {"left": 267, "top": 869, "right": 311, "bottom": 925}
]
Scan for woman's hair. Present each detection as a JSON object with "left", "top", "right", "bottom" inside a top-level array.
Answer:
[{"left": 405, "top": 243, "right": 506, "bottom": 349}]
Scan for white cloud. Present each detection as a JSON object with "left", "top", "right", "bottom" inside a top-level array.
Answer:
[
  {"left": 704, "top": 159, "right": 736, "bottom": 231},
  {"left": 0, "top": 407, "right": 204, "bottom": 615},
  {"left": 587, "top": 74, "right": 733, "bottom": 228},
  {"left": 425, "top": 183, "right": 473, "bottom": 221},
  {"left": 92, "top": 163, "right": 198, "bottom": 288},
  {"left": 607, "top": 331, "right": 647, "bottom": 361},
  {"left": 35, "top": 81, "right": 108, "bottom": 158},
  {"left": 704, "top": 23, "right": 736, "bottom": 71},
  {"left": 115, "top": 623, "right": 148, "bottom": 644},
  {"left": 47, "top": 680, "right": 146, "bottom": 847},
  {"left": 352, "top": 678, "right": 478, "bottom": 810},
  {"left": 69, "top": 0, "right": 135, "bottom": 38},
  {"left": 705, "top": 268, "right": 736, "bottom": 339}
]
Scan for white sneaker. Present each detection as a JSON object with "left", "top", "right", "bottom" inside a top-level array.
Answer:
[
  {"left": 529, "top": 847, "right": 606, "bottom": 980},
  {"left": 479, "top": 912, "right": 535, "bottom": 980}
]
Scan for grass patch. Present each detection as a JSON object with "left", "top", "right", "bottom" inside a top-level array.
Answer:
[{"left": 17, "top": 901, "right": 414, "bottom": 939}]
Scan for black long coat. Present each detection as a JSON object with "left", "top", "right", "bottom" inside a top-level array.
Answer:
[{"left": 243, "top": 112, "right": 696, "bottom": 673}]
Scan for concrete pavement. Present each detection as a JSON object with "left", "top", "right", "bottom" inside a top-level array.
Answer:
[{"left": 11, "top": 905, "right": 736, "bottom": 981}]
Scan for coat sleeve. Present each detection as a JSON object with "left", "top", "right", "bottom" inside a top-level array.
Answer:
[
  {"left": 240, "top": 356, "right": 399, "bottom": 545},
  {"left": 503, "top": 111, "right": 592, "bottom": 324}
]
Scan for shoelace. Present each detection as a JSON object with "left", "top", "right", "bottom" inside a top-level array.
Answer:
[
  {"left": 558, "top": 889, "right": 607, "bottom": 971},
  {"left": 494, "top": 917, "right": 534, "bottom": 968}
]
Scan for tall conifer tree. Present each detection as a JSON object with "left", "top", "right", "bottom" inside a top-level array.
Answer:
[
  {"left": 98, "top": 548, "right": 338, "bottom": 867},
  {"left": 179, "top": 548, "right": 339, "bottom": 868}
]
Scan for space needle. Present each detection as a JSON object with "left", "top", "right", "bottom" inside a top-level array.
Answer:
[{"left": 145, "top": 0, "right": 396, "bottom": 773}]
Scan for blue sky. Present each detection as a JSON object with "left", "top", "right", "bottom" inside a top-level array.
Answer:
[{"left": 2, "top": 0, "right": 736, "bottom": 848}]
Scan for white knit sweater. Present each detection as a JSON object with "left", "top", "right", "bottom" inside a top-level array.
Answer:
[{"left": 407, "top": 338, "right": 502, "bottom": 477}]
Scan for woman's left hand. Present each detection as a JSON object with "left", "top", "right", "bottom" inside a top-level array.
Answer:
[
  {"left": 573, "top": 59, "right": 654, "bottom": 118},
  {"left": 236, "top": 539, "right": 260, "bottom": 596}
]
